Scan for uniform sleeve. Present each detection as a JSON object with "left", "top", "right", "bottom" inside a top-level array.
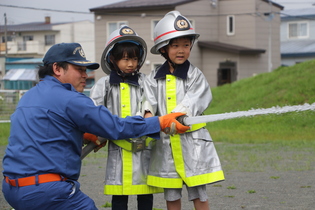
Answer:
[
  {"left": 173, "top": 66, "right": 212, "bottom": 116},
  {"left": 142, "top": 70, "right": 158, "bottom": 115},
  {"left": 66, "top": 94, "right": 160, "bottom": 140}
]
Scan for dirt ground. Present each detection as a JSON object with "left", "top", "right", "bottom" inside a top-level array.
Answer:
[{"left": 1, "top": 146, "right": 314, "bottom": 210}]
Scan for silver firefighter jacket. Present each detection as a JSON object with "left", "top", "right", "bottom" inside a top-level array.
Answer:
[
  {"left": 142, "top": 61, "right": 224, "bottom": 188},
  {"left": 89, "top": 73, "right": 163, "bottom": 195}
]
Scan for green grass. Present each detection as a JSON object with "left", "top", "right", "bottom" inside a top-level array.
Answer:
[
  {"left": 207, "top": 110, "right": 315, "bottom": 144},
  {"left": 202, "top": 60, "right": 315, "bottom": 172},
  {"left": 0, "top": 60, "right": 315, "bottom": 172},
  {"left": 207, "top": 60, "right": 315, "bottom": 114},
  {"left": 0, "top": 123, "right": 10, "bottom": 146}
]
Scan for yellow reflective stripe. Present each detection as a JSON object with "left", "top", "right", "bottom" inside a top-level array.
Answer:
[
  {"left": 112, "top": 83, "right": 135, "bottom": 150},
  {"left": 147, "top": 175, "right": 183, "bottom": 188},
  {"left": 189, "top": 122, "right": 206, "bottom": 132},
  {"left": 165, "top": 75, "right": 187, "bottom": 181},
  {"left": 113, "top": 83, "right": 154, "bottom": 150},
  {"left": 164, "top": 75, "right": 223, "bottom": 187},
  {"left": 166, "top": 75, "right": 177, "bottom": 113},
  {"left": 120, "top": 83, "right": 132, "bottom": 193},
  {"left": 112, "top": 140, "right": 132, "bottom": 151},
  {"left": 112, "top": 83, "right": 132, "bottom": 150},
  {"left": 106, "top": 83, "right": 161, "bottom": 195},
  {"left": 169, "top": 135, "right": 187, "bottom": 180},
  {"left": 122, "top": 149, "right": 133, "bottom": 193},
  {"left": 184, "top": 170, "right": 225, "bottom": 187},
  {"left": 146, "top": 137, "right": 155, "bottom": 147},
  {"left": 104, "top": 83, "right": 128, "bottom": 193},
  {"left": 120, "top": 83, "right": 130, "bottom": 118},
  {"left": 104, "top": 184, "right": 164, "bottom": 195}
]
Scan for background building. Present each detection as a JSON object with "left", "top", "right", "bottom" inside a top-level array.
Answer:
[
  {"left": 90, "top": 0, "right": 283, "bottom": 87},
  {"left": 0, "top": 17, "right": 96, "bottom": 89},
  {"left": 280, "top": 8, "right": 315, "bottom": 66}
]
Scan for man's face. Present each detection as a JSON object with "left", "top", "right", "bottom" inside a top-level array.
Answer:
[{"left": 53, "top": 63, "right": 87, "bottom": 92}]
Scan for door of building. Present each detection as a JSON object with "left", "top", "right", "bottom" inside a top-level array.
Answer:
[{"left": 217, "top": 61, "right": 237, "bottom": 86}]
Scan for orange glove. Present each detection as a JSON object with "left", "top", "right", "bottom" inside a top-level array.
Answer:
[
  {"left": 83, "top": 133, "right": 107, "bottom": 153},
  {"left": 83, "top": 133, "right": 100, "bottom": 145},
  {"left": 159, "top": 112, "right": 190, "bottom": 135}
]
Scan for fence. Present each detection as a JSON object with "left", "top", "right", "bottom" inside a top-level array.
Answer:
[
  {"left": 0, "top": 89, "right": 91, "bottom": 122},
  {"left": 0, "top": 90, "right": 27, "bottom": 122}
]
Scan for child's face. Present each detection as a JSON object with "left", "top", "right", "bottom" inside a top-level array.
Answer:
[
  {"left": 164, "top": 37, "right": 191, "bottom": 65},
  {"left": 116, "top": 52, "right": 139, "bottom": 74}
]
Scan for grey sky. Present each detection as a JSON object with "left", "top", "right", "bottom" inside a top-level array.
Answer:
[
  {"left": 0, "top": 0, "right": 125, "bottom": 25},
  {"left": 0, "top": 0, "right": 313, "bottom": 25}
]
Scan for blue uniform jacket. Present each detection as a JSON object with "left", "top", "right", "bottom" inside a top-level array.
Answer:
[{"left": 2, "top": 75, "right": 160, "bottom": 180}]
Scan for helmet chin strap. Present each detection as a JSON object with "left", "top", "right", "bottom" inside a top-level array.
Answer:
[{"left": 161, "top": 49, "right": 177, "bottom": 71}]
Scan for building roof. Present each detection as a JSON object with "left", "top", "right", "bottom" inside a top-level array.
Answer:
[
  {"left": 90, "top": 0, "right": 283, "bottom": 12},
  {"left": 0, "top": 20, "right": 90, "bottom": 33},
  {"left": 0, "top": 22, "right": 64, "bottom": 33},
  {"left": 281, "top": 8, "right": 315, "bottom": 20},
  {"left": 90, "top": 0, "right": 195, "bottom": 12},
  {"left": 6, "top": 58, "right": 43, "bottom": 64},
  {"left": 263, "top": 0, "right": 284, "bottom": 10},
  {"left": 3, "top": 69, "right": 38, "bottom": 81},
  {"left": 198, "top": 41, "right": 266, "bottom": 55},
  {"left": 281, "top": 40, "right": 315, "bottom": 57}
]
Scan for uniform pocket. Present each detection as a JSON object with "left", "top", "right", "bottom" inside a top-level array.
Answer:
[{"left": 191, "top": 128, "right": 213, "bottom": 142}]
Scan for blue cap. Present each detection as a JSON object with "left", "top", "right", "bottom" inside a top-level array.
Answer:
[{"left": 43, "top": 43, "right": 99, "bottom": 70}]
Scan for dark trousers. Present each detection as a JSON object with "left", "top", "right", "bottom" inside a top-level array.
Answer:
[{"left": 111, "top": 194, "right": 153, "bottom": 210}]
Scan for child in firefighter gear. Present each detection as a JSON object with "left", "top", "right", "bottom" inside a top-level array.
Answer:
[
  {"left": 89, "top": 25, "right": 170, "bottom": 210},
  {"left": 142, "top": 11, "right": 225, "bottom": 210},
  {"left": 2, "top": 42, "right": 189, "bottom": 210}
]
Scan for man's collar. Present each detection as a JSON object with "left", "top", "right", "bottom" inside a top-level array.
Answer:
[{"left": 43, "top": 75, "right": 76, "bottom": 91}]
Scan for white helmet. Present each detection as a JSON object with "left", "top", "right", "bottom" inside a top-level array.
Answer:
[
  {"left": 101, "top": 25, "right": 147, "bottom": 75},
  {"left": 151, "top": 11, "right": 200, "bottom": 54}
]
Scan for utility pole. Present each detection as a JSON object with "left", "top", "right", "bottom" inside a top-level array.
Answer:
[
  {"left": 4, "top": 13, "right": 8, "bottom": 57},
  {"left": 268, "top": 0, "right": 273, "bottom": 72}
]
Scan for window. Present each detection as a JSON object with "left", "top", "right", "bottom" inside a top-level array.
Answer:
[
  {"left": 2, "top": 35, "right": 14, "bottom": 43},
  {"left": 107, "top": 21, "right": 128, "bottom": 38},
  {"left": 288, "top": 22, "right": 308, "bottom": 39},
  {"left": 18, "top": 35, "right": 34, "bottom": 51},
  {"left": 23, "top": 35, "right": 33, "bottom": 41},
  {"left": 227, "top": 15, "right": 235, "bottom": 36},
  {"left": 45, "top": 35, "right": 55, "bottom": 46}
]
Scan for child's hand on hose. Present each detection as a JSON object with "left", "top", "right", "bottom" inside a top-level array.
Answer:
[{"left": 159, "top": 112, "right": 190, "bottom": 135}]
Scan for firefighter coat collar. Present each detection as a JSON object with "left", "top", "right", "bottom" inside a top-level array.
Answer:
[
  {"left": 154, "top": 60, "right": 190, "bottom": 80},
  {"left": 109, "top": 70, "right": 140, "bottom": 86}
]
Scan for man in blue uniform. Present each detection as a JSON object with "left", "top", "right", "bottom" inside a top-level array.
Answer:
[{"left": 2, "top": 43, "right": 189, "bottom": 210}]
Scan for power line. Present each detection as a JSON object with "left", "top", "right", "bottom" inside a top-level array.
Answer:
[
  {"left": 273, "top": 0, "right": 315, "bottom": 3},
  {"left": 1, "top": 3, "right": 314, "bottom": 21},
  {"left": 0, "top": 4, "right": 91, "bottom": 14}
]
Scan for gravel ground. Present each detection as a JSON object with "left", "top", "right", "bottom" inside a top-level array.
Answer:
[{"left": 1, "top": 146, "right": 314, "bottom": 210}]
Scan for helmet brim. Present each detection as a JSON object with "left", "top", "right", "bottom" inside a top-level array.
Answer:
[
  {"left": 150, "top": 33, "right": 200, "bottom": 55},
  {"left": 101, "top": 35, "right": 147, "bottom": 75}
]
